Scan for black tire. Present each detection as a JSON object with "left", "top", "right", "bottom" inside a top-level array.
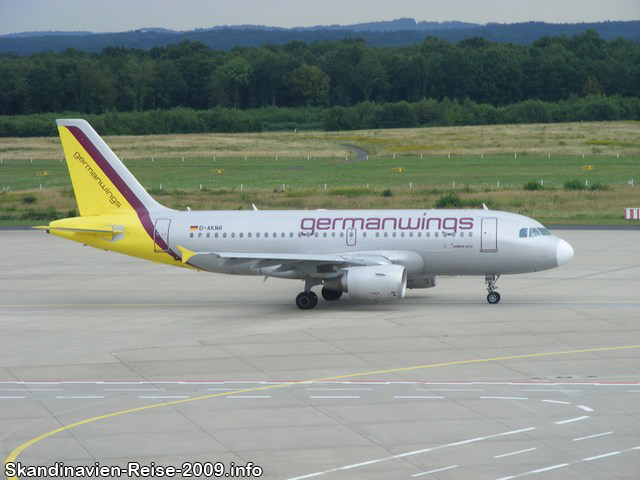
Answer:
[
  {"left": 487, "top": 292, "right": 501, "bottom": 304},
  {"left": 321, "top": 287, "right": 343, "bottom": 301},
  {"left": 296, "top": 291, "right": 318, "bottom": 310}
]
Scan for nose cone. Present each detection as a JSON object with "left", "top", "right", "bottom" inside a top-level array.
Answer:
[{"left": 556, "top": 239, "right": 574, "bottom": 266}]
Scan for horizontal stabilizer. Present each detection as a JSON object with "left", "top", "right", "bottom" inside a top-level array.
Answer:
[{"left": 33, "top": 225, "right": 124, "bottom": 234}]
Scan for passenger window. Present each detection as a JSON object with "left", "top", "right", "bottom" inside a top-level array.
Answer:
[
  {"left": 198, "top": 233, "right": 202, "bottom": 238},
  {"left": 519, "top": 228, "right": 528, "bottom": 238},
  {"left": 189, "top": 233, "right": 194, "bottom": 238},
  {"left": 206, "top": 233, "right": 210, "bottom": 238},
  {"left": 215, "top": 233, "right": 219, "bottom": 238},
  {"left": 239, "top": 233, "right": 243, "bottom": 238},
  {"left": 529, "top": 228, "right": 540, "bottom": 237},
  {"left": 323, "top": 232, "right": 327, "bottom": 238}
]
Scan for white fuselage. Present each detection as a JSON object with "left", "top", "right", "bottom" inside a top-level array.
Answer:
[{"left": 155, "top": 208, "right": 566, "bottom": 281}]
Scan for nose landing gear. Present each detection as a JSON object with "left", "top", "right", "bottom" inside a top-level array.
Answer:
[{"left": 485, "top": 274, "right": 501, "bottom": 304}]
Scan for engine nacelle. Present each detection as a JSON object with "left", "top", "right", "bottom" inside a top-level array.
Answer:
[
  {"left": 407, "top": 275, "right": 439, "bottom": 289},
  {"left": 326, "top": 264, "right": 407, "bottom": 302}
]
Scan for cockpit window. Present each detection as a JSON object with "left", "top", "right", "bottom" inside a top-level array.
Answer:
[{"left": 521, "top": 227, "right": 552, "bottom": 238}]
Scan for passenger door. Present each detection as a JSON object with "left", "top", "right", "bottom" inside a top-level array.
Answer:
[{"left": 480, "top": 217, "right": 498, "bottom": 252}]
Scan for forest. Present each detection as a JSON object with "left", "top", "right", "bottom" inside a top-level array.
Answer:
[{"left": 0, "top": 30, "right": 638, "bottom": 135}]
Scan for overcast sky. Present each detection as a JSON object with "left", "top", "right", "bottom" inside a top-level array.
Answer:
[{"left": 1, "top": 0, "right": 638, "bottom": 35}]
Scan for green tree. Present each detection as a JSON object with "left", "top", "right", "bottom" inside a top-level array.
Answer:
[{"left": 285, "top": 64, "right": 330, "bottom": 106}]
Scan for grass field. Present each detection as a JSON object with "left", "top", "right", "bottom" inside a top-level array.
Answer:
[{"left": 1, "top": 121, "right": 639, "bottom": 225}]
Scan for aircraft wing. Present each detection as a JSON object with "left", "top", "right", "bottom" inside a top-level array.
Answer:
[{"left": 176, "top": 246, "right": 390, "bottom": 268}]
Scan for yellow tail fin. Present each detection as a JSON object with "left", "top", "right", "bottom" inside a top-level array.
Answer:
[{"left": 57, "top": 119, "right": 166, "bottom": 216}]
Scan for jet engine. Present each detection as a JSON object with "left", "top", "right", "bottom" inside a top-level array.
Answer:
[{"left": 325, "top": 264, "right": 407, "bottom": 302}]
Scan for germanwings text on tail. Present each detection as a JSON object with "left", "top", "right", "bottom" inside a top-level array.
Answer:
[{"left": 39, "top": 119, "right": 574, "bottom": 309}]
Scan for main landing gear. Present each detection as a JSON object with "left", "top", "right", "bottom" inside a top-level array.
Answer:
[
  {"left": 296, "top": 291, "right": 318, "bottom": 310},
  {"left": 485, "top": 274, "right": 501, "bottom": 304},
  {"left": 296, "top": 280, "right": 343, "bottom": 310}
]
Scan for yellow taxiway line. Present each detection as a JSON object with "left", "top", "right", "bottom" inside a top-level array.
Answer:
[{"left": 4, "top": 344, "right": 640, "bottom": 480}]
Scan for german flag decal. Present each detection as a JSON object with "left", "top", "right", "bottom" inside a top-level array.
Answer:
[{"left": 190, "top": 225, "right": 198, "bottom": 231}]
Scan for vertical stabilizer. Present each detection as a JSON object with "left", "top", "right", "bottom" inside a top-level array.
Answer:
[{"left": 56, "top": 119, "right": 168, "bottom": 216}]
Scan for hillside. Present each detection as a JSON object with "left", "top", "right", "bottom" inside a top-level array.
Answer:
[{"left": 1, "top": 20, "right": 638, "bottom": 54}]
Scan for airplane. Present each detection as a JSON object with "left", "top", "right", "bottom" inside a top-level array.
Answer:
[{"left": 38, "top": 119, "right": 574, "bottom": 310}]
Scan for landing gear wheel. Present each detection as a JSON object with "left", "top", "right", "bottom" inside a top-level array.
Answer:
[
  {"left": 321, "top": 287, "right": 342, "bottom": 301},
  {"left": 296, "top": 291, "right": 318, "bottom": 310},
  {"left": 487, "top": 291, "right": 501, "bottom": 304}
]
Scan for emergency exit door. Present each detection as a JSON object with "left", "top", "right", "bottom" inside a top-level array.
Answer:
[{"left": 154, "top": 218, "right": 171, "bottom": 252}]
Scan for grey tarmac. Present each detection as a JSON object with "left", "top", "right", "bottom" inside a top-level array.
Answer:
[{"left": 1, "top": 229, "right": 638, "bottom": 479}]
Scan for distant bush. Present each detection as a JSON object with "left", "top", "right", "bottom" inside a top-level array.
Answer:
[
  {"left": 588, "top": 182, "right": 608, "bottom": 191},
  {"left": 564, "top": 179, "right": 585, "bottom": 190},
  {"left": 381, "top": 188, "right": 393, "bottom": 197},
  {"left": 21, "top": 194, "right": 37, "bottom": 204},
  {"left": 436, "top": 193, "right": 464, "bottom": 208},
  {"left": 523, "top": 181, "right": 544, "bottom": 191}
]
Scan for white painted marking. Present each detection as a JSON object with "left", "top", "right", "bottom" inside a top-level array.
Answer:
[
  {"left": 627, "top": 390, "right": 640, "bottom": 392},
  {"left": 577, "top": 405, "right": 594, "bottom": 412},
  {"left": 523, "top": 389, "right": 583, "bottom": 392},
  {"left": 494, "top": 447, "right": 537, "bottom": 459},
  {"left": 55, "top": 396, "right": 105, "bottom": 399},
  {"left": 573, "top": 431, "right": 614, "bottom": 442},
  {"left": 528, "top": 464, "right": 570, "bottom": 474},
  {"left": 542, "top": 399, "right": 571, "bottom": 405},
  {"left": 0, "top": 396, "right": 26, "bottom": 399},
  {"left": 583, "top": 451, "right": 621, "bottom": 461},
  {"left": 393, "top": 396, "right": 444, "bottom": 399},
  {"left": 139, "top": 396, "right": 189, "bottom": 399},
  {"left": 22, "top": 382, "right": 60, "bottom": 385},
  {"left": 412, "top": 465, "right": 458, "bottom": 477},
  {"left": 555, "top": 415, "right": 590, "bottom": 424},
  {"left": 305, "top": 388, "right": 372, "bottom": 391},
  {"left": 104, "top": 388, "right": 164, "bottom": 391},
  {"left": 28, "top": 388, "right": 63, "bottom": 391},
  {"left": 308, "top": 396, "right": 360, "bottom": 399},
  {"left": 339, "top": 459, "right": 384, "bottom": 470},
  {"left": 287, "top": 427, "right": 535, "bottom": 480},
  {"left": 427, "top": 388, "right": 484, "bottom": 392},
  {"left": 445, "top": 427, "right": 536, "bottom": 447},
  {"left": 0, "top": 389, "right": 27, "bottom": 391},
  {"left": 480, "top": 396, "right": 528, "bottom": 400},
  {"left": 206, "top": 388, "right": 241, "bottom": 391},
  {"left": 495, "top": 446, "right": 640, "bottom": 480},
  {"left": 226, "top": 395, "right": 272, "bottom": 399}
]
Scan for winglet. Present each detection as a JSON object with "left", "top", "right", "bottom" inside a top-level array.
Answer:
[
  {"left": 252, "top": 203, "right": 259, "bottom": 211},
  {"left": 483, "top": 203, "right": 489, "bottom": 211},
  {"left": 176, "top": 245, "right": 196, "bottom": 264}
]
